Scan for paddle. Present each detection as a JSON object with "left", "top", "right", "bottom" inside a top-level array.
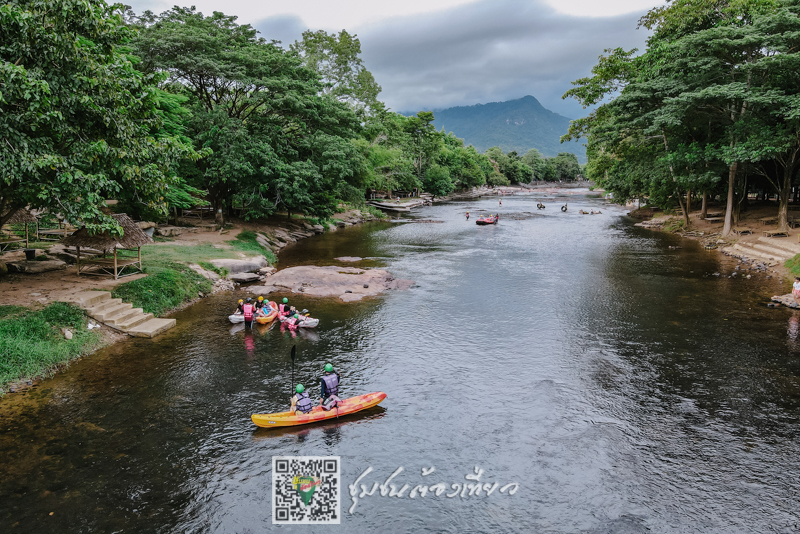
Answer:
[{"left": 290, "top": 345, "right": 296, "bottom": 399}]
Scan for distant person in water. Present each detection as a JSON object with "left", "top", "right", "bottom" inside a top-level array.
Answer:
[
  {"left": 793, "top": 277, "right": 800, "bottom": 304},
  {"left": 499, "top": 199, "right": 502, "bottom": 206},
  {"left": 466, "top": 211, "right": 470, "bottom": 220}
]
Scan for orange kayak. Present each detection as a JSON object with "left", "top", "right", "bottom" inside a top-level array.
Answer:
[
  {"left": 255, "top": 302, "right": 279, "bottom": 324},
  {"left": 251, "top": 392, "right": 387, "bottom": 428}
]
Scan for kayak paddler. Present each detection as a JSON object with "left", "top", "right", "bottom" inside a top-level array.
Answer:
[
  {"left": 234, "top": 299, "right": 244, "bottom": 314},
  {"left": 291, "top": 384, "right": 314, "bottom": 415},
  {"left": 242, "top": 297, "right": 255, "bottom": 327},
  {"left": 279, "top": 297, "right": 295, "bottom": 317},
  {"left": 320, "top": 363, "right": 342, "bottom": 411}
]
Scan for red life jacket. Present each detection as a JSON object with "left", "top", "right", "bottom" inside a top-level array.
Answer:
[{"left": 243, "top": 303, "right": 254, "bottom": 320}]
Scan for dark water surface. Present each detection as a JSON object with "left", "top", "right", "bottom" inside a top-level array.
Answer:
[{"left": 3, "top": 193, "right": 800, "bottom": 533}]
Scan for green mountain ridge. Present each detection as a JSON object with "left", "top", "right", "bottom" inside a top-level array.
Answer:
[{"left": 410, "top": 95, "right": 586, "bottom": 163}]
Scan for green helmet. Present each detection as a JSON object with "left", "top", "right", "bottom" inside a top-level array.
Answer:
[
  {"left": 283, "top": 298, "right": 288, "bottom": 303},
  {"left": 295, "top": 384, "right": 304, "bottom": 393},
  {"left": 324, "top": 363, "right": 333, "bottom": 373},
  {"left": 294, "top": 314, "right": 299, "bottom": 318}
]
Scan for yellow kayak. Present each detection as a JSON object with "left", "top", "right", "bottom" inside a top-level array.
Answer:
[{"left": 251, "top": 392, "right": 387, "bottom": 428}]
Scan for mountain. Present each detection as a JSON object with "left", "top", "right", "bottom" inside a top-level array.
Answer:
[{"left": 424, "top": 95, "right": 585, "bottom": 162}]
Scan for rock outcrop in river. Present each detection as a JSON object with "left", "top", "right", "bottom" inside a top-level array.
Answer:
[{"left": 247, "top": 266, "right": 414, "bottom": 302}]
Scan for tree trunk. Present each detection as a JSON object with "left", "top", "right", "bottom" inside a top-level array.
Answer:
[
  {"left": 777, "top": 165, "right": 796, "bottom": 233},
  {"left": 676, "top": 187, "right": 689, "bottom": 229},
  {"left": 701, "top": 192, "right": 708, "bottom": 219},
  {"left": 685, "top": 189, "right": 692, "bottom": 225},
  {"left": 722, "top": 162, "right": 737, "bottom": 236}
]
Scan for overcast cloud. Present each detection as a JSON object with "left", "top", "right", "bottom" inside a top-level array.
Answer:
[{"left": 126, "top": 0, "right": 657, "bottom": 119}]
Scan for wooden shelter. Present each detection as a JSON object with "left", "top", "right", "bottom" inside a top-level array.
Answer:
[
  {"left": 0, "top": 209, "right": 37, "bottom": 251},
  {"left": 62, "top": 213, "right": 153, "bottom": 279}
]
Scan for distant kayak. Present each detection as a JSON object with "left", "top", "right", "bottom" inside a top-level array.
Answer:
[
  {"left": 251, "top": 391, "right": 387, "bottom": 428},
  {"left": 475, "top": 216, "right": 498, "bottom": 225}
]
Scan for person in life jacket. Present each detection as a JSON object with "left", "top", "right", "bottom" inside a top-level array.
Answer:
[
  {"left": 291, "top": 384, "right": 314, "bottom": 414},
  {"left": 466, "top": 211, "right": 470, "bottom": 220},
  {"left": 319, "top": 363, "right": 342, "bottom": 411},
  {"left": 233, "top": 299, "right": 244, "bottom": 314},
  {"left": 255, "top": 296, "right": 264, "bottom": 310},
  {"left": 242, "top": 298, "right": 255, "bottom": 325},
  {"left": 279, "top": 297, "right": 295, "bottom": 317},
  {"left": 285, "top": 313, "right": 301, "bottom": 330}
]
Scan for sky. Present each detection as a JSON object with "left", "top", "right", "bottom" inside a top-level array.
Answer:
[{"left": 124, "top": 0, "right": 666, "bottom": 119}]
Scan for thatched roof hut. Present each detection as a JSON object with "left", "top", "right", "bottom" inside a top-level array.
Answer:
[
  {"left": 4, "top": 209, "right": 37, "bottom": 224},
  {"left": 62, "top": 213, "right": 153, "bottom": 279},
  {"left": 1, "top": 209, "right": 38, "bottom": 248}
]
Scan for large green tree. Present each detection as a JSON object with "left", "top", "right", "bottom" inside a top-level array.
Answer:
[
  {"left": 130, "top": 7, "right": 362, "bottom": 219},
  {"left": 0, "top": 0, "right": 192, "bottom": 232},
  {"left": 290, "top": 29, "right": 382, "bottom": 116}
]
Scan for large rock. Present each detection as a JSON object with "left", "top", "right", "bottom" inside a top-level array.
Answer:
[
  {"left": 7, "top": 260, "right": 67, "bottom": 273},
  {"left": 188, "top": 263, "right": 220, "bottom": 281},
  {"left": 229, "top": 272, "right": 261, "bottom": 283},
  {"left": 0, "top": 261, "right": 7, "bottom": 277},
  {"left": 248, "top": 265, "right": 413, "bottom": 301},
  {"left": 209, "top": 257, "right": 268, "bottom": 274}
]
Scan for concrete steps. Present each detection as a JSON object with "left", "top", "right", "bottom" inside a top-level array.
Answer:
[
  {"left": 758, "top": 236, "right": 800, "bottom": 255},
  {"left": 65, "top": 291, "right": 176, "bottom": 338}
]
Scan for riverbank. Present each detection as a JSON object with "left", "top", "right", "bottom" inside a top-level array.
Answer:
[
  {"left": 0, "top": 207, "right": 385, "bottom": 393},
  {"left": 629, "top": 201, "right": 800, "bottom": 283}
]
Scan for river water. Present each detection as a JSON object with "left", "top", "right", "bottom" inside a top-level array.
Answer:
[{"left": 2, "top": 192, "right": 800, "bottom": 533}]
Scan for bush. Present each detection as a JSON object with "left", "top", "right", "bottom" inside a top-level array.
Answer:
[{"left": 0, "top": 303, "right": 102, "bottom": 390}]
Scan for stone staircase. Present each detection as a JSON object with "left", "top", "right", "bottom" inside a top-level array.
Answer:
[
  {"left": 66, "top": 291, "right": 176, "bottom": 338},
  {"left": 722, "top": 236, "right": 800, "bottom": 265}
]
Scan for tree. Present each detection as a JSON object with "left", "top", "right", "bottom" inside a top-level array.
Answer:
[
  {"left": 522, "top": 149, "right": 547, "bottom": 181},
  {"left": 130, "top": 7, "right": 362, "bottom": 219},
  {"left": 291, "top": 30, "right": 382, "bottom": 116},
  {"left": 0, "top": 0, "right": 192, "bottom": 231}
]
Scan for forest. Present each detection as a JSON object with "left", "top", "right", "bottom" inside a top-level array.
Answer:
[
  {"left": 1, "top": 0, "right": 583, "bottom": 232},
  {"left": 563, "top": 0, "right": 800, "bottom": 235}
]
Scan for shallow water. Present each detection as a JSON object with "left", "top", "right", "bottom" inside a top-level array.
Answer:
[{"left": 2, "top": 193, "right": 800, "bottom": 533}]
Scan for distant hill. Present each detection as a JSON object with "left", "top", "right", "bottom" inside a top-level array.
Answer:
[{"left": 416, "top": 95, "right": 586, "bottom": 162}]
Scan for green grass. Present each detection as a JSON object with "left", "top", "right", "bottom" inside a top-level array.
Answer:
[
  {"left": 785, "top": 255, "right": 800, "bottom": 276},
  {"left": 112, "top": 262, "right": 213, "bottom": 317},
  {"left": 110, "top": 230, "right": 275, "bottom": 316},
  {"left": 198, "top": 261, "right": 228, "bottom": 278},
  {"left": 0, "top": 302, "right": 103, "bottom": 392},
  {"left": 230, "top": 231, "right": 277, "bottom": 263},
  {"left": 0, "top": 306, "right": 27, "bottom": 319}
]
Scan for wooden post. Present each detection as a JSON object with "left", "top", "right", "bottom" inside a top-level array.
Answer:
[
  {"left": 24, "top": 223, "right": 28, "bottom": 248},
  {"left": 76, "top": 246, "right": 81, "bottom": 276},
  {"left": 114, "top": 248, "right": 118, "bottom": 280},
  {"left": 138, "top": 246, "right": 142, "bottom": 271}
]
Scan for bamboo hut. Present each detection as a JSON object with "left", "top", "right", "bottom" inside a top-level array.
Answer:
[
  {"left": 62, "top": 213, "right": 153, "bottom": 279},
  {"left": 0, "top": 209, "right": 37, "bottom": 251}
]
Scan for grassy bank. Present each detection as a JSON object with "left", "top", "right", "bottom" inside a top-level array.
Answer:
[
  {"left": 111, "top": 231, "right": 275, "bottom": 317},
  {"left": 785, "top": 255, "right": 800, "bottom": 277},
  {"left": 0, "top": 302, "right": 104, "bottom": 393}
]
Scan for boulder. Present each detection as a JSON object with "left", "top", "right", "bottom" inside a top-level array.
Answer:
[
  {"left": 312, "top": 225, "right": 325, "bottom": 234},
  {"left": 209, "top": 257, "right": 267, "bottom": 274},
  {"left": 248, "top": 265, "right": 413, "bottom": 301},
  {"left": 229, "top": 272, "right": 262, "bottom": 283},
  {"left": 335, "top": 257, "right": 362, "bottom": 262},
  {"left": 188, "top": 263, "right": 220, "bottom": 281},
  {"left": 272, "top": 228, "right": 296, "bottom": 243},
  {"left": 256, "top": 235, "right": 271, "bottom": 249},
  {"left": 258, "top": 266, "right": 277, "bottom": 275},
  {"left": 137, "top": 221, "right": 158, "bottom": 230},
  {"left": 155, "top": 226, "right": 185, "bottom": 237},
  {"left": 0, "top": 261, "right": 7, "bottom": 277},
  {"left": 7, "top": 260, "right": 67, "bottom": 273}
]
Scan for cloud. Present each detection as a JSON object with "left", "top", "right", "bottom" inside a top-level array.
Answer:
[
  {"left": 356, "top": 0, "right": 650, "bottom": 118},
  {"left": 252, "top": 14, "right": 307, "bottom": 46}
]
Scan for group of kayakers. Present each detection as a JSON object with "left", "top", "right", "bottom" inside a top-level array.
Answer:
[
  {"left": 233, "top": 296, "right": 302, "bottom": 327},
  {"left": 291, "top": 363, "right": 342, "bottom": 414}
]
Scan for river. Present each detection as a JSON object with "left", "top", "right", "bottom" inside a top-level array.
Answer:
[{"left": 2, "top": 191, "right": 800, "bottom": 533}]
